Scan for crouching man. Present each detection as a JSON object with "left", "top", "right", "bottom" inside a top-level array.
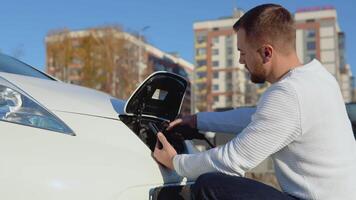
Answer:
[{"left": 154, "top": 4, "right": 356, "bottom": 200}]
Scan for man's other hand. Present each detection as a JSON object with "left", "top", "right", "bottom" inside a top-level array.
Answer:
[
  {"left": 153, "top": 132, "right": 177, "bottom": 170},
  {"left": 166, "top": 114, "right": 197, "bottom": 131}
]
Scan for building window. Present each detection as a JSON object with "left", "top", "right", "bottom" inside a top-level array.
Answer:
[
  {"left": 196, "top": 34, "right": 207, "bottom": 44},
  {"left": 226, "top": 83, "right": 233, "bottom": 91},
  {"left": 306, "top": 29, "right": 316, "bottom": 38},
  {"left": 196, "top": 71, "right": 206, "bottom": 79},
  {"left": 197, "top": 60, "right": 207, "bottom": 67},
  {"left": 226, "top": 72, "right": 232, "bottom": 80},
  {"left": 197, "top": 83, "right": 206, "bottom": 91},
  {"left": 308, "top": 53, "right": 316, "bottom": 60},
  {"left": 154, "top": 63, "right": 165, "bottom": 71},
  {"left": 213, "top": 96, "right": 219, "bottom": 102},
  {"left": 196, "top": 48, "right": 206, "bottom": 56},
  {"left": 212, "top": 61, "right": 219, "bottom": 67},
  {"left": 227, "top": 47, "right": 233, "bottom": 55},
  {"left": 212, "top": 49, "right": 219, "bottom": 55},
  {"left": 227, "top": 59, "right": 233, "bottom": 67},
  {"left": 213, "top": 71, "right": 219, "bottom": 78},
  {"left": 226, "top": 35, "right": 233, "bottom": 42},
  {"left": 226, "top": 95, "right": 232, "bottom": 103},
  {"left": 212, "top": 37, "right": 219, "bottom": 44},
  {"left": 307, "top": 41, "right": 316, "bottom": 50},
  {"left": 213, "top": 84, "right": 219, "bottom": 91}
]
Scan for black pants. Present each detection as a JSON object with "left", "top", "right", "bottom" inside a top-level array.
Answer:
[{"left": 191, "top": 172, "right": 299, "bottom": 200}]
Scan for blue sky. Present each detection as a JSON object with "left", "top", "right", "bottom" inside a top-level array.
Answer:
[{"left": 0, "top": 0, "right": 355, "bottom": 75}]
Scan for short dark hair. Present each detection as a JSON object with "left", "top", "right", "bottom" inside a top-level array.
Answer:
[{"left": 233, "top": 4, "right": 296, "bottom": 53}]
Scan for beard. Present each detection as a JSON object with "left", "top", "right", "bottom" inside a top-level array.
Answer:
[
  {"left": 247, "top": 63, "right": 266, "bottom": 84},
  {"left": 250, "top": 72, "right": 266, "bottom": 83}
]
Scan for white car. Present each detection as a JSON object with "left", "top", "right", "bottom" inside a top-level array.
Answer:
[{"left": 0, "top": 53, "right": 197, "bottom": 199}]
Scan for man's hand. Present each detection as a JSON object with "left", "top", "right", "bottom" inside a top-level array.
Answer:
[
  {"left": 153, "top": 132, "right": 177, "bottom": 170},
  {"left": 166, "top": 114, "right": 197, "bottom": 131}
]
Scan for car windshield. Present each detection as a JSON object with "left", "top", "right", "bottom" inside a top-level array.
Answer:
[{"left": 0, "top": 53, "right": 55, "bottom": 80}]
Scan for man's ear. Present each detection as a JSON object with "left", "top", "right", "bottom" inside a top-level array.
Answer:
[{"left": 261, "top": 45, "right": 273, "bottom": 63}]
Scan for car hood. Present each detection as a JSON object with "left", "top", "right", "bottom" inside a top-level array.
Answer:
[{"left": 0, "top": 72, "right": 124, "bottom": 119}]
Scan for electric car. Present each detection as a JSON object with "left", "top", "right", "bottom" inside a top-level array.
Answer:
[{"left": 0, "top": 53, "right": 196, "bottom": 199}]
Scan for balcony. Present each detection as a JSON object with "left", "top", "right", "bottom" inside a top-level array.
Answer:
[
  {"left": 195, "top": 54, "right": 207, "bottom": 60},
  {"left": 195, "top": 42, "right": 207, "bottom": 49},
  {"left": 195, "top": 89, "right": 207, "bottom": 95},
  {"left": 196, "top": 65, "right": 207, "bottom": 72},
  {"left": 195, "top": 77, "right": 207, "bottom": 84}
]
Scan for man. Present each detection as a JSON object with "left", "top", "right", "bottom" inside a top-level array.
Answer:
[{"left": 154, "top": 4, "right": 356, "bottom": 200}]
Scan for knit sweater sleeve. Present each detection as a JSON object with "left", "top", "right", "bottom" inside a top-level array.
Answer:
[
  {"left": 173, "top": 82, "right": 302, "bottom": 179},
  {"left": 196, "top": 107, "right": 255, "bottom": 134}
]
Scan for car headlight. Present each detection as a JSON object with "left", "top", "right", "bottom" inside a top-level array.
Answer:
[{"left": 0, "top": 76, "right": 74, "bottom": 135}]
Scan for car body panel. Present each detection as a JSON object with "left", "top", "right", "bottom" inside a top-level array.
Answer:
[{"left": 0, "top": 111, "right": 184, "bottom": 199}]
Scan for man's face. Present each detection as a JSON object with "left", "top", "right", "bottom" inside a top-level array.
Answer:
[{"left": 237, "top": 29, "right": 266, "bottom": 84}]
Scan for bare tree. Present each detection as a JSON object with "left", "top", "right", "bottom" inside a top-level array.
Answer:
[
  {"left": 46, "top": 28, "right": 73, "bottom": 82},
  {"left": 46, "top": 26, "right": 145, "bottom": 99}
]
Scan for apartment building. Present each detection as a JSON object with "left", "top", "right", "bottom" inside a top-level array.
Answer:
[
  {"left": 45, "top": 27, "right": 194, "bottom": 114},
  {"left": 193, "top": 9, "right": 264, "bottom": 112}
]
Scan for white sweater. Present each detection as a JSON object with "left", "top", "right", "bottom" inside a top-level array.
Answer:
[{"left": 173, "top": 59, "right": 356, "bottom": 200}]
